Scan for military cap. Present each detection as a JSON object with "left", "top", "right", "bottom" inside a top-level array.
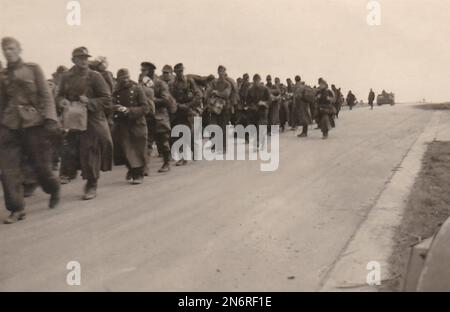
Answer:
[
  {"left": 117, "top": 68, "right": 130, "bottom": 80},
  {"left": 173, "top": 63, "right": 184, "bottom": 72},
  {"left": 141, "top": 62, "right": 156, "bottom": 70},
  {"left": 163, "top": 64, "right": 173, "bottom": 72},
  {"left": 72, "top": 47, "right": 91, "bottom": 58},
  {"left": 253, "top": 74, "right": 261, "bottom": 80},
  {"left": 218, "top": 65, "right": 226, "bottom": 72},
  {"left": 295, "top": 75, "right": 301, "bottom": 82}
]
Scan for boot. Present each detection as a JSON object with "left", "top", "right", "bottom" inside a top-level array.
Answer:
[
  {"left": 158, "top": 162, "right": 170, "bottom": 173},
  {"left": 297, "top": 126, "right": 308, "bottom": 138},
  {"left": 83, "top": 179, "right": 97, "bottom": 200},
  {"left": 176, "top": 159, "right": 187, "bottom": 166},
  {"left": 49, "top": 187, "right": 61, "bottom": 209},
  {"left": 126, "top": 170, "right": 132, "bottom": 182},
  {"left": 4, "top": 211, "right": 26, "bottom": 224}
]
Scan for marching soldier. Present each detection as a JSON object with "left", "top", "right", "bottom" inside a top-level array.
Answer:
[
  {"left": 112, "top": 69, "right": 151, "bottom": 184},
  {"left": 140, "top": 62, "right": 176, "bottom": 173},
  {"left": 0, "top": 37, "right": 61, "bottom": 224},
  {"left": 57, "top": 47, "right": 113, "bottom": 200},
  {"left": 316, "top": 78, "right": 335, "bottom": 139},
  {"left": 368, "top": 88, "right": 375, "bottom": 110},
  {"left": 169, "top": 63, "right": 202, "bottom": 165},
  {"left": 267, "top": 76, "right": 281, "bottom": 132},
  {"left": 331, "top": 84, "right": 343, "bottom": 118},
  {"left": 347, "top": 90, "right": 357, "bottom": 110},
  {"left": 246, "top": 74, "right": 271, "bottom": 147},
  {"left": 293, "top": 77, "right": 313, "bottom": 138},
  {"left": 206, "top": 65, "right": 233, "bottom": 153},
  {"left": 237, "top": 73, "right": 251, "bottom": 129}
]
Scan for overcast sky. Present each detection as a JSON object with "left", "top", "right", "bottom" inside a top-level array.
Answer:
[{"left": 1, "top": 0, "right": 449, "bottom": 102}]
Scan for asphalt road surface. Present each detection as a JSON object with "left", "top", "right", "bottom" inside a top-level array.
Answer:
[{"left": 0, "top": 104, "right": 433, "bottom": 291}]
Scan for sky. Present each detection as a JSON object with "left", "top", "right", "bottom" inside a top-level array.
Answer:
[{"left": 1, "top": 0, "right": 449, "bottom": 102}]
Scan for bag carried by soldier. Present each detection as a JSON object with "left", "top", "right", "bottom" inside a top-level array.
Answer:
[
  {"left": 302, "top": 86, "right": 316, "bottom": 103},
  {"left": 61, "top": 100, "right": 88, "bottom": 131}
]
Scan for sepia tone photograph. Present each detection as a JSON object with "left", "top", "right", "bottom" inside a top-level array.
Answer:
[{"left": 0, "top": 0, "right": 449, "bottom": 297}]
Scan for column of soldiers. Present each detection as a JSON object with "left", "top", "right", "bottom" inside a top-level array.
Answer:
[{"left": 0, "top": 37, "right": 352, "bottom": 224}]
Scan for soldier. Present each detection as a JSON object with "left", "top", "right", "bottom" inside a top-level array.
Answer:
[
  {"left": 187, "top": 74, "right": 215, "bottom": 129},
  {"left": 224, "top": 72, "right": 239, "bottom": 126},
  {"left": 236, "top": 73, "right": 251, "bottom": 129},
  {"left": 368, "top": 88, "right": 375, "bottom": 110},
  {"left": 57, "top": 47, "right": 113, "bottom": 200},
  {"left": 290, "top": 75, "right": 303, "bottom": 130},
  {"left": 0, "top": 37, "right": 61, "bottom": 224},
  {"left": 285, "top": 78, "right": 295, "bottom": 129},
  {"left": 279, "top": 80, "right": 290, "bottom": 132},
  {"left": 246, "top": 74, "right": 271, "bottom": 146},
  {"left": 347, "top": 90, "right": 356, "bottom": 110},
  {"left": 140, "top": 61, "right": 176, "bottom": 173},
  {"left": 206, "top": 65, "right": 233, "bottom": 153},
  {"left": 48, "top": 65, "right": 69, "bottom": 172},
  {"left": 112, "top": 69, "right": 150, "bottom": 184},
  {"left": 267, "top": 76, "right": 281, "bottom": 132},
  {"left": 331, "top": 84, "right": 343, "bottom": 118},
  {"left": 316, "top": 78, "right": 335, "bottom": 139},
  {"left": 293, "top": 77, "right": 313, "bottom": 138},
  {"left": 169, "top": 63, "right": 201, "bottom": 165}
]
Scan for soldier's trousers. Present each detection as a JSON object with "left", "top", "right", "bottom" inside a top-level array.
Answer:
[
  {"left": 247, "top": 107, "right": 268, "bottom": 146},
  {"left": 155, "top": 131, "right": 171, "bottom": 164},
  {"left": 0, "top": 126, "right": 60, "bottom": 212},
  {"left": 60, "top": 132, "right": 80, "bottom": 179},
  {"left": 209, "top": 108, "right": 231, "bottom": 152},
  {"left": 279, "top": 101, "right": 289, "bottom": 130},
  {"left": 318, "top": 112, "right": 332, "bottom": 135}
]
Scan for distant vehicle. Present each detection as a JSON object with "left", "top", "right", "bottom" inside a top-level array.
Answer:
[{"left": 377, "top": 90, "right": 395, "bottom": 106}]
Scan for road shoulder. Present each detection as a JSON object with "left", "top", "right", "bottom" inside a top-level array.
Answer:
[{"left": 320, "top": 110, "right": 441, "bottom": 291}]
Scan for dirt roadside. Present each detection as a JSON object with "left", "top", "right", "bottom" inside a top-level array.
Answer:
[{"left": 384, "top": 105, "right": 450, "bottom": 291}]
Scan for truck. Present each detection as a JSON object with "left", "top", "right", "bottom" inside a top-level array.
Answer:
[{"left": 377, "top": 90, "right": 395, "bottom": 106}]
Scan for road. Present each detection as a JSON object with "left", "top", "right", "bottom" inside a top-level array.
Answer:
[{"left": 0, "top": 103, "right": 434, "bottom": 291}]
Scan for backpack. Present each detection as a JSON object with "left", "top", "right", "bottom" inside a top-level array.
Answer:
[{"left": 302, "top": 86, "right": 316, "bottom": 103}]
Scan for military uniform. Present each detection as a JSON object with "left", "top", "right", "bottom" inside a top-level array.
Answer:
[
  {"left": 57, "top": 66, "right": 113, "bottom": 185},
  {"left": 112, "top": 79, "right": 150, "bottom": 180},
  {"left": 292, "top": 82, "right": 313, "bottom": 136},
  {"left": 236, "top": 79, "right": 251, "bottom": 127},
  {"left": 246, "top": 82, "right": 271, "bottom": 145},
  {"left": 145, "top": 76, "right": 176, "bottom": 171},
  {"left": 267, "top": 82, "right": 281, "bottom": 127},
  {"left": 368, "top": 90, "right": 375, "bottom": 109},
  {"left": 206, "top": 77, "right": 232, "bottom": 151},
  {"left": 170, "top": 75, "right": 201, "bottom": 129},
  {"left": 316, "top": 86, "right": 335, "bottom": 138},
  {"left": 0, "top": 59, "right": 60, "bottom": 214}
]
